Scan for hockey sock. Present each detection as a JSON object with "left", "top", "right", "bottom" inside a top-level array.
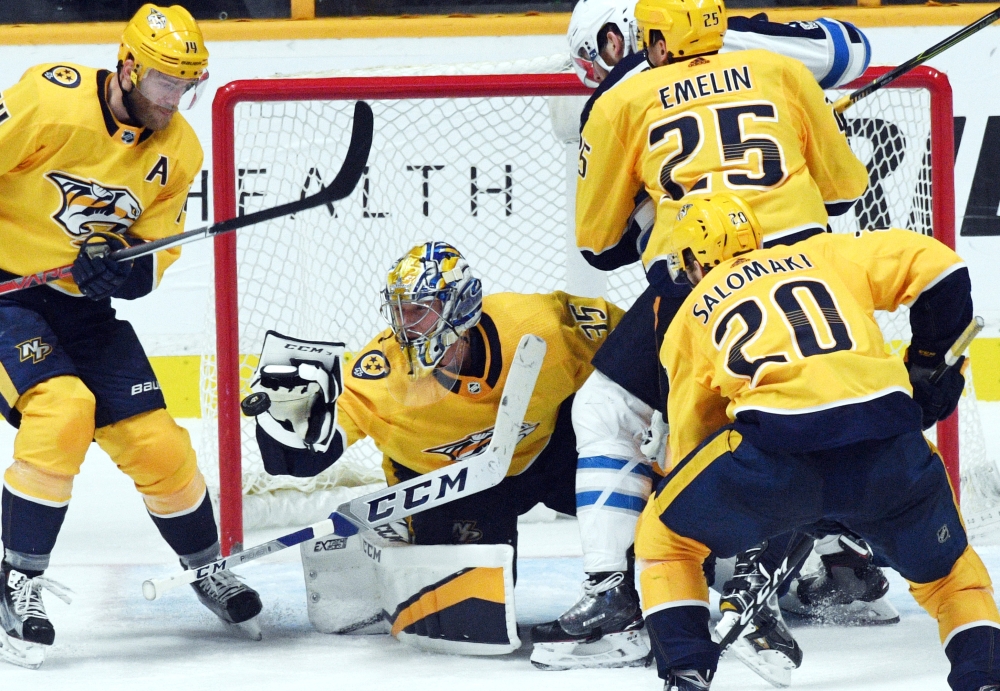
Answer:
[
  {"left": 147, "top": 491, "right": 220, "bottom": 559},
  {"left": 1, "top": 487, "right": 67, "bottom": 571},
  {"left": 946, "top": 625, "right": 1000, "bottom": 691},
  {"left": 645, "top": 605, "right": 719, "bottom": 681}
]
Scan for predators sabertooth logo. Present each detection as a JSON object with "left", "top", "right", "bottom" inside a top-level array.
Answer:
[
  {"left": 424, "top": 421, "right": 539, "bottom": 462},
  {"left": 46, "top": 171, "right": 142, "bottom": 239}
]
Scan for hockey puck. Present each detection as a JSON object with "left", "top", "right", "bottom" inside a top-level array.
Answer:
[{"left": 241, "top": 391, "right": 271, "bottom": 417}]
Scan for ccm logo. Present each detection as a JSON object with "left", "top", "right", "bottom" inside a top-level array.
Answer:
[
  {"left": 313, "top": 538, "right": 348, "bottom": 552},
  {"left": 131, "top": 381, "right": 161, "bottom": 395}
]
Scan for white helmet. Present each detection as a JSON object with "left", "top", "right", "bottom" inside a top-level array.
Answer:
[{"left": 567, "top": 0, "right": 638, "bottom": 87}]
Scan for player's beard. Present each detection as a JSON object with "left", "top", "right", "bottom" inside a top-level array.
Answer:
[{"left": 122, "top": 85, "right": 176, "bottom": 131}]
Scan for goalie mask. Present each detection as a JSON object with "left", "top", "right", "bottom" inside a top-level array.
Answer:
[
  {"left": 568, "top": 0, "right": 638, "bottom": 87},
  {"left": 380, "top": 242, "right": 483, "bottom": 380},
  {"left": 663, "top": 193, "right": 762, "bottom": 287}
]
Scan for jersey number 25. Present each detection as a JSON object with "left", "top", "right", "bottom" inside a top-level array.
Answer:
[{"left": 648, "top": 100, "right": 787, "bottom": 200}]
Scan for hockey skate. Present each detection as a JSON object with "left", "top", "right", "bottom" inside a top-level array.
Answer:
[
  {"left": 779, "top": 535, "right": 900, "bottom": 625},
  {"left": 190, "top": 568, "right": 263, "bottom": 641},
  {"left": 716, "top": 545, "right": 803, "bottom": 688},
  {"left": 665, "top": 668, "right": 714, "bottom": 690},
  {"left": 530, "top": 571, "right": 649, "bottom": 670},
  {"left": 0, "top": 562, "right": 72, "bottom": 669}
]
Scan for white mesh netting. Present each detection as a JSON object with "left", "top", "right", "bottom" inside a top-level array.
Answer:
[{"left": 200, "top": 59, "right": 1000, "bottom": 541}]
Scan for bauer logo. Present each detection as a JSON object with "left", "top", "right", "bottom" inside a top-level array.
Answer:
[
  {"left": 42, "top": 66, "right": 80, "bottom": 89},
  {"left": 353, "top": 350, "right": 389, "bottom": 380},
  {"left": 131, "top": 381, "right": 161, "bottom": 396},
  {"left": 15, "top": 338, "right": 52, "bottom": 364},
  {"left": 46, "top": 171, "right": 142, "bottom": 239}
]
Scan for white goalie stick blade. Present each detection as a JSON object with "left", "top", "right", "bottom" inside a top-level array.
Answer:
[
  {"left": 0, "top": 629, "right": 45, "bottom": 670},
  {"left": 530, "top": 630, "right": 649, "bottom": 671},
  {"left": 337, "top": 333, "right": 547, "bottom": 531},
  {"left": 142, "top": 334, "right": 547, "bottom": 601}
]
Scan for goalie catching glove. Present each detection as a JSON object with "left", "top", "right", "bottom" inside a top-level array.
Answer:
[
  {"left": 71, "top": 232, "right": 134, "bottom": 300},
  {"left": 249, "top": 331, "right": 345, "bottom": 456}
]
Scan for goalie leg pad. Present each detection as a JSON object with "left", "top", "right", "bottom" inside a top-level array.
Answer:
[{"left": 302, "top": 532, "right": 519, "bottom": 654}]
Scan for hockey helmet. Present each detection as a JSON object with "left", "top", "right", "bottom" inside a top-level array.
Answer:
[
  {"left": 634, "top": 0, "right": 727, "bottom": 62},
  {"left": 663, "top": 193, "right": 762, "bottom": 286},
  {"left": 381, "top": 242, "right": 483, "bottom": 377},
  {"left": 567, "top": 0, "right": 638, "bottom": 87},
  {"left": 118, "top": 4, "right": 209, "bottom": 110}
]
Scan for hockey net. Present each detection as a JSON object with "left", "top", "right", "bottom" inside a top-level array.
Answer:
[{"left": 204, "top": 61, "right": 999, "bottom": 553}]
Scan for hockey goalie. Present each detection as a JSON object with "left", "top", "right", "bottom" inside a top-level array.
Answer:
[{"left": 248, "top": 241, "right": 631, "bottom": 659}]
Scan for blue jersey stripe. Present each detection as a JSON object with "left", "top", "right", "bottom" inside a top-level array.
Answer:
[
  {"left": 577, "top": 455, "right": 656, "bottom": 478},
  {"left": 817, "top": 18, "right": 850, "bottom": 89},
  {"left": 576, "top": 490, "right": 648, "bottom": 513}
]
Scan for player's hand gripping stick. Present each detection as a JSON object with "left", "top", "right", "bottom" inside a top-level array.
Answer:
[{"left": 0, "top": 101, "right": 373, "bottom": 297}]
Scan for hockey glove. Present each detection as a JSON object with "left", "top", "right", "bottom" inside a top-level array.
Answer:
[
  {"left": 71, "top": 232, "right": 133, "bottom": 300},
  {"left": 640, "top": 410, "right": 670, "bottom": 471},
  {"left": 251, "top": 360, "right": 342, "bottom": 454},
  {"left": 907, "top": 356, "right": 966, "bottom": 431}
]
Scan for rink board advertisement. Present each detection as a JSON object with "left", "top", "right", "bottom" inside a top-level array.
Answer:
[{"left": 0, "top": 21, "right": 999, "bottom": 406}]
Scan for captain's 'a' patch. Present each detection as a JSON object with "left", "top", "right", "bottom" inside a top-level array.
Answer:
[
  {"left": 43, "top": 66, "right": 81, "bottom": 89},
  {"left": 352, "top": 350, "right": 390, "bottom": 380},
  {"left": 0, "top": 95, "right": 9, "bottom": 126}
]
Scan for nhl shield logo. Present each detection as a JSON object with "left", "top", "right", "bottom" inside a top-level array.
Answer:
[{"left": 46, "top": 171, "right": 142, "bottom": 239}]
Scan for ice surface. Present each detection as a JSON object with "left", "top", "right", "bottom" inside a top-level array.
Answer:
[{"left": 0, "top": 417, "right": 997, "bottom": 690}]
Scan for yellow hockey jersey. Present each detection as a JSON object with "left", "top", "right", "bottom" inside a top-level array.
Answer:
[
  {"left": 336, "top": 292, "right": 623, "bottom": 478},
  {"left": 661, "top": 229, "right": 967, "bottom": 464},
  {"left": 576, "top": 50, "right": 868, "bottom": 275},
  {"left": 0, "top": 63, "right": 202, "bottom": 295}
]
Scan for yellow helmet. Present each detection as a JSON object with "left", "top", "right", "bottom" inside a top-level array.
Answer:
[
  {"left": 634, "top": 0, "right": 726, "bottom": 62},
  {"left": 118, "top": 4, "right": 208, "bottom": 83},
  {"left": 663, "top": 193, "right": 762, "bottom": 286}
]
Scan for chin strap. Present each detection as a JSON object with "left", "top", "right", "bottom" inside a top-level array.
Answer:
[{"left": 115, "top": 66, "right": 143, "bottom": 126}]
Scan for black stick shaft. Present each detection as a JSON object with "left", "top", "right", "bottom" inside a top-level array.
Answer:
[{"left": 835, "top": 6, "right": 1000, "bottom": 112}]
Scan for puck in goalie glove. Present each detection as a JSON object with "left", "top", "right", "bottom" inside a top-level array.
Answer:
[{"left": 241, "top": 391, "right": 271, "bottom": 417}]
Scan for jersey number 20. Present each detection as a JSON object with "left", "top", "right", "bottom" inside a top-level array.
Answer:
[{"left": 713, "top": 278, "right": 854, "bottom": 386}]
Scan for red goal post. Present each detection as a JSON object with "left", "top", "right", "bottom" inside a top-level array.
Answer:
[{"left": 210, "top": 66, "right": 957, "bottom": 556}]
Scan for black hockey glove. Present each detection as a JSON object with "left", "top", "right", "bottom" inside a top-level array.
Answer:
[
  {"left": 71, "top": 232, "right": 133, "bottom": 301},
  {"left": 906, "top": 355, "right": 966, "bottom": 431}
]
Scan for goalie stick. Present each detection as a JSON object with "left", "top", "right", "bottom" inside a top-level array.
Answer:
[
  {"left": 717, "top": 315, "right": 984, "bottom": 659},
  {"left": 0, "top": 100, "right": 374, "bottom": 297},
  {"left": 141, "top": 333, "right": 547, "bottom": 601},
  {"left": 834, "top": 6, "right": 1000, "bottom": 113}
]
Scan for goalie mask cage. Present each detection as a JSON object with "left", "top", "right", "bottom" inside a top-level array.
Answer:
[{"left": 208, "top": 65, "right": 985, "bottom": 556}]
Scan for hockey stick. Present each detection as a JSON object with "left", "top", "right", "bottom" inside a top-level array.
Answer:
[
  {"left": 0, "top": 100, "right": 374, "bottom": 297},
  {"left": 930, "top": 316, "right": 984, "bottom": 384},
  {"left": 716, "top": 532, "right": 814, "bottom": 658},
  {"left": 833, "top": 7, "right": 1000, "bottom": 113},
  {"left": 141, "top": 333, "right": 547, "bottom": 601}
]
